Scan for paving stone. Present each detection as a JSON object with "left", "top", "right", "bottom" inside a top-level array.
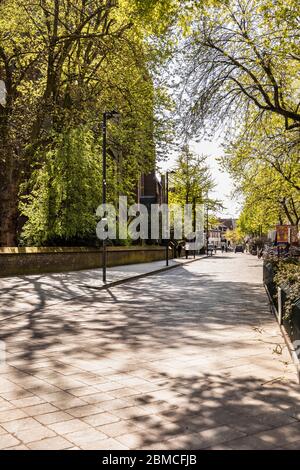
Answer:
[
  {"left": 98, "top": 399, "right": 129, "bottom": 412},
  {"left": 65, "top": 429, "right": 107, "bottom": 447},
  {"left": 56, "top": 378, "right": 95, "bottom": 390},
  {"left": 48, "top": 419, "right": 91, "bottom": 435},
  {"left": 63, "top": 373, "right": 107, "bottom": 385},
  {"left": 98, "top": 420, "right": 142, "bottom": 438},
  {"left": 27, "top": 384, "right": 61, "bottom": 395},
  {"left": 36, "top": 390, "right": 85, "bottom": 405},
  {"left": 66, "top": 404, "right": 104, "bottom": 418},
  {"left": 83, "top": 412, "right": 120, "bottom": 427},
  {"left": 205, "top": 445, "right": 234, "bottom": 450},
  {"left": 95, "top": 382, "right": 125, "bottom": 393},
  {"left": 0, "top": 434, "right": 21, "bottom": 449},
  {"left": 143, "top": 441, "right": 177, "bottom": 450},
  {"left": 11, "top": 396, "right": 46, "bottom": 408},
  {"left": 2, "top": 417, "right": 41, "bottom": 433},
  {"left": 208, "top": 411, "right": 272, "bottom": 435},
  {"left": 27, "top": 436, "right": 72, "bottom": 450},
  {"left": 67, "top": 386, "right": 99, "bottom": 397},
  {"left": 12, "top": 425, "right": 56, "bottom": 444},
  {"left": 0, "top": 378, "right": 21, "bottom": 393},
  {"left": 0, "top": 386, "right": 28, "bottom": 400},
  {"left": 112, "top": 406, "right": 150, "bottom": 420},
  {"left": 0, "top": 409, "right": 27, "bottom": 423},
  {"left": 227, "top": 435, "right": 279, "bottom": 450},
  {"left": 279, "top": 441, "right": 300, "bottom": 450},
  {"left": 0, "top": 400, "right": 14, "bottom": 412},
  {"left": 82, "top": 393, "right": 119, "bottom": 405},
  {"left": 22, "top": 403, "right": 59, "bottom": 416},
  {"left": 5, "top": 444, "right": 29, "bottom": 450},
  {"left": 35, "top": 411, "right": 74, "bottom": 425},
  {"left": 83, "top": 438, "right": 129, "bottom": 450},
  {"left": 110, "top": 388, "right": 143, "bottom": 399},
  {"left": 249, "top": 422, "right": 300, "bottom": 447},
  {"left": 196, "top": 426, "right": 246, "bottom": 448},
  {"left": 166, "top": 426, "right": 245, "bottom": 450},
  {"left": 116, "top": 432, "right": 158, "bottom": 449}
]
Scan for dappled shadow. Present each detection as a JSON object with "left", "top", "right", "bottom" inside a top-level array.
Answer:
[
  {"left": 129, "top": 372, "right": 300, "bottom": 449},
  {"left": 0, "top": 270, "right": 99, "bottom": 320},
  {"left": 0, "top": 255, "right": 298, "bottom": 449},
  {"left": 0, "top": 267, "right": 274, "bottom": 364},
  {"left": 0, "top": 259, "right": 286, "bottom": 374},
  {"left": 0, "top": 258, "right": 191, "bottom": 320}
]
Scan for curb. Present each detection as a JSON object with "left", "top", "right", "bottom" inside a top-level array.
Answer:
[
  {"left": 83, "top": 256, "right": 207, "bottom": 291},
  {"left": 264, "top": 284, "right": 300, "bottom": 385}
]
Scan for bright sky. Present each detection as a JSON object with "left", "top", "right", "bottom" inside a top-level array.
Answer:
[{"left": 158, "top": 138, "right": 241, "bottom": 219}]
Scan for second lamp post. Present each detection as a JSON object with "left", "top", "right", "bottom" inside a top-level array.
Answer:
[{"left": 102, "top": 110, "right": 119, "bottom": 284}]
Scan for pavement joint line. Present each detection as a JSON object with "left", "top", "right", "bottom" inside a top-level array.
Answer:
[
  {"left": 0, "top": 256, "right": 207, "bottom": 322},
  {"left": 264, "top": 283, "right": 300, "bottom": 385}
]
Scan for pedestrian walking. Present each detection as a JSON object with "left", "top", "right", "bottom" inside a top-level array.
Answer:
[{"left": 185, "top": 242, "right": 190, "bottom": 259}]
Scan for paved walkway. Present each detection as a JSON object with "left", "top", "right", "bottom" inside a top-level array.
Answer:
[
  {"left": 0, "top": 253, "right": 299, "bottom": 450},
  {"left": 0, "top": 257, "right": 199, "bottom": 320}
]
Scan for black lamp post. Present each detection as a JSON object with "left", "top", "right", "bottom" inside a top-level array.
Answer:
[
  {"left": 102, "top": 110, "right": 119, "bottom": 284},
  {"left": 192, "top": 195, "right": 202, "bottom": 259},
  {"left": 165, "top": 170, "right": 176, "bottom": 266},
  {"left": 206, "top": 203, "right": 209, "bottom": 255},
  {"left": 166, "top": 171, "right": 170, "bottom": 266}
]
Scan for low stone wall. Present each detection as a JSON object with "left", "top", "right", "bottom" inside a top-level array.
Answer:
[{"left": 0, "top": 246, "right": 169, "bottom": 277}]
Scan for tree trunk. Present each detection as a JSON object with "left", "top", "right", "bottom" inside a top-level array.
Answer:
[
  {"left": 0, "top": 49, "right": 19, "bottom": 246},
  {"left": 0, "top": 111, "right": 19, "bottom": 246},
  {"left": 0, "top": 178, "right": 19, "bottom": 246}
]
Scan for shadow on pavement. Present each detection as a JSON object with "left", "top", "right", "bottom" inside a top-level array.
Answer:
[{"left": 0, "top": 257, "right": 298, "bottom": 450}]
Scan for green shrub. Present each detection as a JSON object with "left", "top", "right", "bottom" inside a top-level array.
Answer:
[{"left": 274, "top": 260, "right": 300, "bottom": 319}]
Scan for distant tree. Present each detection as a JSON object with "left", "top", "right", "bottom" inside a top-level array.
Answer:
[
  {"left": 168, "top": 144, "right": 215, "bottom": 206},
  {"left": 226, "top": 228, "right": 243, "bottom": 245}
]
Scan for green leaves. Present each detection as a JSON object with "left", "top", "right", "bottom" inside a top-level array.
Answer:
[
  {"left": 168, "top": 145, "right": 215, "bottom": 206},
  {"left": 20, "top": 127, "right": 102, "bottom": 245},
  {"left": 178, "top": 0, "right": 300, "bottom": 135},
  {"left": 224, "top": 111, "right": 300, "bottom": 236},
  {"left": 1, "top": 0, "right": 178, "bottom": 245},
  {"left": 274, "top": 260, "right": 300, "bottom": 319}
]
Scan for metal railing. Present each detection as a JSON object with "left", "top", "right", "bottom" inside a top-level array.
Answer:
[{"left": 263, "top": 261, "right": 300, "bottom": 344}]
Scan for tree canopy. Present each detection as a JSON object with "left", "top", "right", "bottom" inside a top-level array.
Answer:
[
  {"left": 1, "top": 0, "right": 299, "bottom": 246},
  {"left": 0, "top": 0, "right": 181, "bottom": 246},
  {"left": 168, "top": 145, "right": 214, "bottom": 206},
  {"left": 177, "top": 0, "right": 300, "bottom": 236}
]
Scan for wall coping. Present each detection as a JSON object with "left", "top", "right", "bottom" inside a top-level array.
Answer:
[{"left": 0, "top": 246, "right": 165, "bottom": 255}]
